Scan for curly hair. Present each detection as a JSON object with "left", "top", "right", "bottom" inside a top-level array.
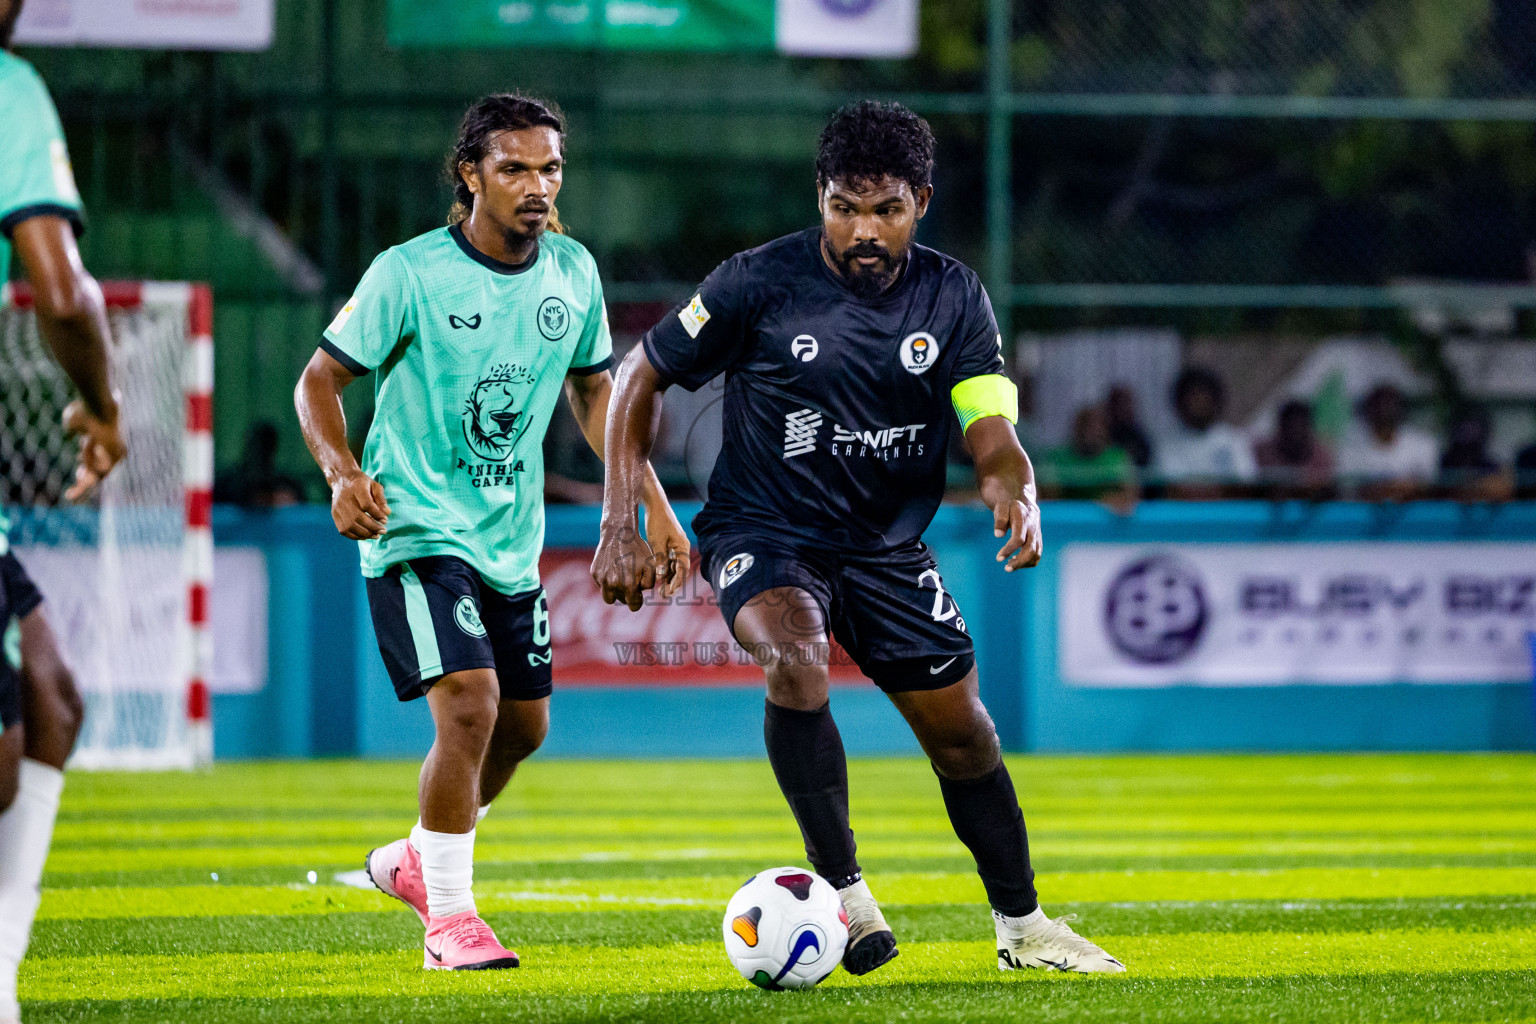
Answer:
[
  {"left": 446, "top": 93, "right": 566, "bottom": 232},
  {"left": 815, "top": 100, "right": 936, "bottom": 194}
]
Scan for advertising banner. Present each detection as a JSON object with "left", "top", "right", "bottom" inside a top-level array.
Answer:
[
  {"left": 539, "top": 547, "right": 863, "bottom": 685},
  {"left": 386, "top": 0, "right": 774, "bottom": 50},
  {"left": 1059, "top": 542, "right": 1536, "bottom": 686},
  {"left": 775, "top": 0, "right": 917, "bottom": 58},
  {"left": 14, "top": 0, "right": 275, "bottom": 50}
]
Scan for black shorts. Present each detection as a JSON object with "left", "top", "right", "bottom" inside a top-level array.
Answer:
[
  {"left": 1, "top": 552, "right": 45, "bottom": 732},
  {"left": 698, "top": 532, "right": 975, "bottom": 692},
  {"left": 365, "top": 556, "right": 553, "bottom": 702}
]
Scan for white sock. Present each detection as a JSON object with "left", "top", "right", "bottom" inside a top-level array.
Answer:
[
  {"left": 0, "top": 758, "right": 65, "bottom": 1019},
  {"left": 994, "top": 906, "right": 1047, "bottom": 934},
  {"left": 413, "top": 805, "right": 489, "bottom": 832},
  {"left": 410, "top": 823, "right": 476, "bottom": 919}
]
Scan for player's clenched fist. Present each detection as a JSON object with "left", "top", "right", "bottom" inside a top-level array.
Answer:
[
  {"left": 592, "top": 522, "right": 657, "bottom": 612},
  {"left": 331, "top": 470, "right": 390, "bottom": 539},
  {"left": 644, "top": 502, "right": 692, "bottom": 602},
  {"left": 61, "top": 397, "right": 127, "bottom": 501}
]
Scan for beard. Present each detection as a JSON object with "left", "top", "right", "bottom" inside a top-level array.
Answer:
[{"left": 827, "top": 234, "right": 908, "bottom": 300}]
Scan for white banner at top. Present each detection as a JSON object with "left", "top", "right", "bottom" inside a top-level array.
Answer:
[
  {"left": 775, "top": 0, "right": 918, "bottom": 58},
  {"left": 1059, "top": 542, "right": 1536, "bottom": 687},
  {"left": 14, "top": 0, "right": 275, "bottom": 51}
]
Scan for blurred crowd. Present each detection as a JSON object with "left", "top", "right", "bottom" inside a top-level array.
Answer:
[
  {"left": 1031, "top": 366, "right": 1536, "bottom": 505},
  {"left": 216, "top": 352, "right": 1536, "bottom": 511}
]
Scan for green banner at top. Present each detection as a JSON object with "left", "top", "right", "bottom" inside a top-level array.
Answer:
[{"left": 387, "top": 0, "right": 774, "bottom": 50}]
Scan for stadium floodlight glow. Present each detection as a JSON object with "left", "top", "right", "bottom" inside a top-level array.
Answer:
[{"left": 0, "top": 281, "right": 213, "bottom": 769}]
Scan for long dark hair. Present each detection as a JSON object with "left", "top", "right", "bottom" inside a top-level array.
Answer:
[{"left": 447, "top": 93, "right": 566, "bottom": 232}]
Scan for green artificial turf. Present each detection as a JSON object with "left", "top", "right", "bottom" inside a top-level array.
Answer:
[{"left": 23, "top": 754, "right": 1536, "bottom": 1023}]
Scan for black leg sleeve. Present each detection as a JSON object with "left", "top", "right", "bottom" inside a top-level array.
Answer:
[
  {"left": 936, "top": 761, "right": 1039, "bottom": 917},
  {"left": 763, "top": 699, "right": 860, "bottom": 886}
]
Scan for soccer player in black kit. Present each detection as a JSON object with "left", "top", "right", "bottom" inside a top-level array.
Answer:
[{"left": 593, "top": 102, "right": 1123, "bottom": 975}]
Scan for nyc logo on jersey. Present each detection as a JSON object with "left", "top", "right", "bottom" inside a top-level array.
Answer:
[
  {"left": 538, "top": 297, "right": 570, "bottom": 340},
  {"left": 460, "top": 363, "right": 536, "bottom": 487}
]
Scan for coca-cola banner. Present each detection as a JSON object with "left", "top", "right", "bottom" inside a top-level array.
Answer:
[
  {"left": 539, "top": 548, "right": 863, "bottom": 685},
  {"left": 1060, "top": 542, "right": 1536, "bottom": 687}
]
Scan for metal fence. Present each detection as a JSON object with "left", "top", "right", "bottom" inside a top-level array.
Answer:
[{"left": 19, "top": 0, "right": 1536, "bottom": 482}]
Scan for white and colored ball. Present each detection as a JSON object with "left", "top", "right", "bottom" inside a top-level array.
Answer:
[{"left": 722, "top": 866, "right": 849, "bottom": 990}]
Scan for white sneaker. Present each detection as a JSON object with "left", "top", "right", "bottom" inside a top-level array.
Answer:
[
  {"left": 837, "top": 878, "right": 899, "bottom": 975},
  {"left": 994, "top": 910, "right": 1125, "bottom": 973}
]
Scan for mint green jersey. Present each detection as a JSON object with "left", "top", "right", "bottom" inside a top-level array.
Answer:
[
  {"left": 322, "top": 224, "right": 613, "bottom": 594},
  {"left": 1, "top": 51, "right": 83, "bottom": 546},
  {"left": 0, "top": 51, "right": 83, "bottom": 280}
]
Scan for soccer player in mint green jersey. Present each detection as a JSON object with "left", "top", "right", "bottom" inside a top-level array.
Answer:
[
  {"left": 0, "top": 4, "right": 127, "bottom": 1021},
  {"left": 295, "top": 94, "right": 689, "bottom": 972}
]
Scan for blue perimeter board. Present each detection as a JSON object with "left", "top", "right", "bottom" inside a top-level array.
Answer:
[{"left": 206, "top": 501, "right": 1536, "bottom": 758}]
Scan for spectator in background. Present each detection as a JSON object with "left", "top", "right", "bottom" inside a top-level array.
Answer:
[
  {"left": 1105, "top": 385, "right": 1153, "bottom": 468},
  {"left": 1337, "top": 384, "right": 1438, "bottom": 500},
  {"left": 214, "top": 421, "right": 306, "bottom": 508},
  {"left": 1516, "top": 432, "right": 1536, "bottom": 498},
  {"left": 1254, "top": 399, "right": 1335, "bottom": 498},
  {"left": 1154, "top": 366, "right": 1256, "bottom": 498},
  {"left": 1035, "top": 402, "right": 1138, "bottom": 511},
  {"left": 1439, "top": 405, "right": 1512, "bottom": 501}
]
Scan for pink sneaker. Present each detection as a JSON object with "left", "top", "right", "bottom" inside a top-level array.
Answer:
[
  {"left": 365, "top": 838, "right": 429, "bottom": 925},
  {"left": 423, "top": 910, "right": 520, "bottom": 970}
]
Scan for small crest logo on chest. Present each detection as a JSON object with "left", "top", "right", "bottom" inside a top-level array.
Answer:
[
  {"left": 900, "top": 332, "right": 938, "bottom": 375},
  {"left": 538, "top": 297, "right": 571, "bottom": 340}
]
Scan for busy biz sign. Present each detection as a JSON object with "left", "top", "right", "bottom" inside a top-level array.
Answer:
[{"left": 1059, "top": 543, "right": 1536, "bottom": 686}]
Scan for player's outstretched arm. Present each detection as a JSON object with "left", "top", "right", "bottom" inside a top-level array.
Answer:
[
  {"left": 294, "top": 348, "right": 390, "bottom": 540},
  {"left": 591, "top": 345, "right": 672, "bottom": 611},
  {"left": 565, "top": 369, "right": 690, "bottom": 599},
  {"left": 966, "top": 416, "right": 1043, "bottom": 572},
  {"left": 13, "top": 215, "right": 125, "bottom": 500}
]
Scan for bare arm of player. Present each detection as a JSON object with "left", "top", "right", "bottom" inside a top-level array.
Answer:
[
  {"left": 591, "top": 344, "right": 672, "bottom": 611},
  {"left": 12, "top": 214, "right": 125, "bottom": 500},
  {"left": 966, "top": 416, "right": 1043, "bottom": 572},
  {"left": 564, "top": 368, "right": 690, "bottom": 599},
  {"left": 294, "top": 348, "right": 391, "bottom": 540}
]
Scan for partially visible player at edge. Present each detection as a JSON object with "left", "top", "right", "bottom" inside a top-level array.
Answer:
[
  {"left": 594, "top": 102, "right": 1123, "bottom": 975},
  {"left": 0, "top": 2, "right": 128, "bottom": 1021},
  {"left": 294, "top": 94, "right": 689, "bottom": 972}
]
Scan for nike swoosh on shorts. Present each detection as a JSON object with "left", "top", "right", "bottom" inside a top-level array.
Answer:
[{"left": 929, "top": 657, "right": 958, "bottom": 675}]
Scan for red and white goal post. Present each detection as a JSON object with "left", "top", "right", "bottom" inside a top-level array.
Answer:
[{"left": 0, "top": 281, "right": 213, "bottom": 769}]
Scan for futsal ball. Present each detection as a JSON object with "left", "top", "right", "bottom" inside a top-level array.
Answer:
[{"left": 722, "top": 866, "right": 849, "bottom": 990}]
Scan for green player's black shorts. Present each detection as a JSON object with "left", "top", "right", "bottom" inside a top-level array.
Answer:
[
  {"left": 0, "top": 552, "right": 45, "bottom": 731},
  {"left": 365, "top": 555, "right": 553, "bottom": 702},
  {"left": 698, "top": 531, "right": 975, "bottom": 693}
]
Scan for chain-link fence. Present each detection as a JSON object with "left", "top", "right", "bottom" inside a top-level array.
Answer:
[{"left": 16, "top": 0, "right": 1536, "bottom": 492}]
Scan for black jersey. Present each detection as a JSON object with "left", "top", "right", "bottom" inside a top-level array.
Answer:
[{"left": 643, "top": 228, "right": 1006, "bottom": 553}]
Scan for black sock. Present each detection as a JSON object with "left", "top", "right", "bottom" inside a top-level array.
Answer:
[
  {"left": 763, "top": 699, "right": 860, "bottom": 886},
  {"left": 936, "top": 762, "right": 1039, "bottom": 917}
]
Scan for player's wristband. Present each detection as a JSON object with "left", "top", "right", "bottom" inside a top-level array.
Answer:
[{"left": 951, "top": 374, "right": 1019, "bottom": 432}]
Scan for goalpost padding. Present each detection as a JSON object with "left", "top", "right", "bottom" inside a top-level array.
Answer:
[{"left": 0, "top": 281, "right": 212, "bottom": 769}]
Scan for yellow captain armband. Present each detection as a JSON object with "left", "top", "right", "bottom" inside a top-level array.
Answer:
[{"left": 951, "top": 374, "right": 1019, "bottom": 432}]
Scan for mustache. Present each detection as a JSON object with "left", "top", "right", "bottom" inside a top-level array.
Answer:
[
  {"left": 841, "top": 242, "right": 892, "bottom": 262},
  {"left": 518, "top": 201, "right": 550, "bottom": 213}
]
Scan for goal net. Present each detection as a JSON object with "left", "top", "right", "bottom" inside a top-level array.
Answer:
[{"left": 0, "top": 282, "right": 212, "bottom": 769}]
